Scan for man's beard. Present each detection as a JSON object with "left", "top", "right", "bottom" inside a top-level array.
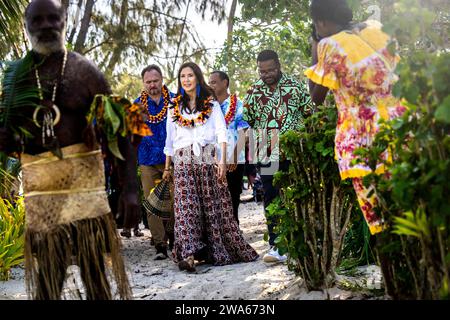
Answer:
[
  {"left": 262, "top": 72, "right": 281, "bottom": 86},
  {"left": 26, "top": 26, "right": 66, "bottom": 55},
  {"left": 148, "top": 88, "right": 161, "bottom": 96}
]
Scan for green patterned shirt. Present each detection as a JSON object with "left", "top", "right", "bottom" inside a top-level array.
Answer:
[
  {"left": 243, "top": 73, "right": 311, "bottom": 163},
  {"left": 243, "top": 73, "right": 311, "bottom": 133}
]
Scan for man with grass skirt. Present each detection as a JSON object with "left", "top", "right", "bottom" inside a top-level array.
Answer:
[{"left": 0, "top": 0, "right": 147, "bottom": 299}]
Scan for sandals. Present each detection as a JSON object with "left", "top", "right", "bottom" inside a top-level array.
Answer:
[{"left": 178, "top": 255, "right": 196, "bottom": 272}]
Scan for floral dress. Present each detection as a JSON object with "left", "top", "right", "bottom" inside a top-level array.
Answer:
[{"left": 305, "top": 20, "right": 406, "bottom": 234}]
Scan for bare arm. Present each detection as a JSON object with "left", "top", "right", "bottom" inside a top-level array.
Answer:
[
  {"left": 162, "top": 155, "right": 172, "bottom": 181},
  {"left": 218, "top": 141, "right": 227, "bottom": 180},
  {"left": 308, "top": 40, "right": 330, "bottom": 106}
]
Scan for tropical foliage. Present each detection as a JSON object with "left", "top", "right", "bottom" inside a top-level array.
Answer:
[
  {"left": 0, "top": 0, "right": 28, "bottom": 60},
  {"left": 0, "top": 51, "right": 38, "bottom": 199},
  {"left": 63, "top": 0, "right": 227, "bottom": 84},
  {"left": 267, "top": 105, "right": 359, "bottom": 290},
  {"left": 355, "top": 0, "right": 450, "bottom": 299},
  {"left": 214, "top": 0, "right": 380, "bottom": 94},
  {"left": 0, "top": 196, "right": 25, "bottom": 281}
]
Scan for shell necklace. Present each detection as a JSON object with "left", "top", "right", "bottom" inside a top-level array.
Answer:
[{"left": 33, "top": 49, "right": 67, "bottom": 150}]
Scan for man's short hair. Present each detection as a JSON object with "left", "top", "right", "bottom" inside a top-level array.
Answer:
[
  {"left": 141, "top": 64, "right": 163, "bottom": 79},
  {"left": 257, "top": 50, "right": 280, "bottom": 65},
  {"left": 211, "top": 70, "right": 230, "bottom": 88},
  {"left": 25, "top": 0, "right": 66, "bottom": 18}
]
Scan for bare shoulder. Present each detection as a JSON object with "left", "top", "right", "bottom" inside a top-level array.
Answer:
[
  {"left": 65, "top": 51, "right": 111, "bottom": 95},
  {"left": 67, "top": 51, "right": 99, "bottom": 72}
]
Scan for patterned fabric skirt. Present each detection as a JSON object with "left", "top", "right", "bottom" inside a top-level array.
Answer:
[
  {"left": 172, "top": 144, "right": 259, "bottom": 266},
  {"left": 352, "top": 177, "right": 384, "bottom": 235}
]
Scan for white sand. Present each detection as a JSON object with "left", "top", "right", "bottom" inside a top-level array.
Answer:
[{"left": 0, "top": 189, "right": 385, "bottom": 300}]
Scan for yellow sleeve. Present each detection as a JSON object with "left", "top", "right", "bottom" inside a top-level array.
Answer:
[{"left": 304, "top": 40, "right": 340, "bottom": 90}]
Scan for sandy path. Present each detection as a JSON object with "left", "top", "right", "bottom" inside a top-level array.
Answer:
[
  {"left": 0, "top": 191, "right": 298, "bottom": 300},
  {"left": 0, "top": 190, "right": 382, "bottom": 300},
  {"left": 123, "top": 195, "right": 299, "bottom": 300}
]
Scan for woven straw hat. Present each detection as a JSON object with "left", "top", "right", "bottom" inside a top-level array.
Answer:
[{"left": 143, "top": 179, "right": 173, "bottom": 219}]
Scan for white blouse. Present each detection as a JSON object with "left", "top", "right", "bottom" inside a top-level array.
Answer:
[{"left": 164, "top": 101, "right": 227, "bottom": 157}]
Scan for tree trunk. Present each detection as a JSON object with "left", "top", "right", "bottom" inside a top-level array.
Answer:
[
  {"left": 61, "top": 0, "right": 70, "bottom": 12},
  {"left": 74, "top": 0, "right": 95, "bottom": 53},
  {"left": 105, "top": 0, "right": 128, "bottom": 77},
  {"left": 68, "top": 0, "right": 84, "bottom": 45},
  {"left": 227, "top": 0, "right": 237, "bottom": 92},
  {"left": 172, "top": 0, "right": 191, "bottom": 75}
]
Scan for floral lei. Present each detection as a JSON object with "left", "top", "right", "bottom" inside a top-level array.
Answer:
[
  {"left": 170, "top": 95, "right": 213, "bottom": 127},
  {"left": 224, "top": 94, "right": 237, "bottom": 127},
  {"left": 140, "top": 85, "right": 170, "bottom": 124}
]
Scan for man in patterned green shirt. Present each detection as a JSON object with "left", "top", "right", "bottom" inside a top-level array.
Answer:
[{"left": 243, "top": 49, "right": 311, "bottom": 263}]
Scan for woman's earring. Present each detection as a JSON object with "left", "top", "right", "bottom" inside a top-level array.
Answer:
[
  {"left": 196, "top": 84, "right": 200, "bottom": 97},
  {"left": 180, "top": 88, "right": 185, "bottom": 96}
]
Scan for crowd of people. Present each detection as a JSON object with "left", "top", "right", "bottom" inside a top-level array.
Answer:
[{"left": 0, "top": 0, "right": 406, "bottom": 299}]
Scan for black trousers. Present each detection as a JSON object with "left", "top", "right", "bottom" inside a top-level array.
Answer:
[
  {"left": 260, "top": 161, "right": 290, "bottom": 246},
  {"left": 226, "top": 164, "right": 245, "bottom": 224}
]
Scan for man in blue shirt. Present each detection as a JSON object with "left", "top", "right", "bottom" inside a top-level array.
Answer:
[
  {"left": 209, "top": 71, "right": 249, "bottom": 224},
  {"left": 122, "top": 65, "right": 174, "bottom": 260}
]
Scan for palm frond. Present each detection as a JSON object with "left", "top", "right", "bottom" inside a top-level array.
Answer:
[
  {"left": 0, "top": 0, "right": 28, "bottom": 59},
  {"left": 1, "top": 51, "right": 39, "bottom": 129},
  {"left": 0, "top": 51, "right": 39, "bottom": 172}
]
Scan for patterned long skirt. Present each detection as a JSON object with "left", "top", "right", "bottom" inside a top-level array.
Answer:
[{"left": 172, "top": 144, "right": 259, "bottom": 266}]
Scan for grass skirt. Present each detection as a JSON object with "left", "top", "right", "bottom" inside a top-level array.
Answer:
[{"left": 21, "top": 143, "right": 131, "bottom": 299}]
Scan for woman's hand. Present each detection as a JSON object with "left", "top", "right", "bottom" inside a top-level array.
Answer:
[
  {"left": 162, "top": 169, "right": 172, "bottom": 181},
  {"left": 217, "top": 163, "right": 227, "bottom": 181},
  {"left": 163, "top": 156, "right": 173, "bottom": 181},
  {"left": 311, "top": 39, "right": 319, "bottom": 65}
]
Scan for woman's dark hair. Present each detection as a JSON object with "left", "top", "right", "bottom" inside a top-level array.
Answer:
[
  {"left": 311, "top": 24, "right": 321, "bottom": 42},
  {"left": 310, "top": 0, "right": 353, "bottom": 28},
  {"left": 177, "top": 62, "right": 216, "bottom": 114}
]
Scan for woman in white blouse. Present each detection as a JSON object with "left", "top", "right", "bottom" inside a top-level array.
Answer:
[{"left": 163, "top": 62, "right": 258, "bottom": 272}]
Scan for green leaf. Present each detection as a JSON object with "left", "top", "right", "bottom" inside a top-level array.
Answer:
[
  {"left": 103, "top": 97, "right": 121, "bottom": 137},
  {"left": 435, "top": 96, "right": 450, "bottom": 124},
  {"left": 107, "top": 138, "right": 124, "bottom": 161}
]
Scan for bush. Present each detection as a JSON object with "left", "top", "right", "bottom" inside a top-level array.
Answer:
[
  {"left": 356, "top": 0, "right": 450, "bottom": 299},
  {"left": 0, "top": 196, "right": 25, "bottom": 281},
  {"left": 268, "top": 105, "right": 360, "bottom": 290}
]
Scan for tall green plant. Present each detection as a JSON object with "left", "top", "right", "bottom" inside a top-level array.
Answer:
[
  {"left": 0, "top": 157, "right": 21, "bottom": 201},
  {"left": 356, "top": 0, "right": 450, "bottom": 299},
  {"left": 338, "top": 208, "right": 376, "bottom": 273},
  {"left": 0, "top": 196, "right": 25, "bottom": 281},
  {"left": 268, "top": 105, "right": 358, "bottom": 290}
]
